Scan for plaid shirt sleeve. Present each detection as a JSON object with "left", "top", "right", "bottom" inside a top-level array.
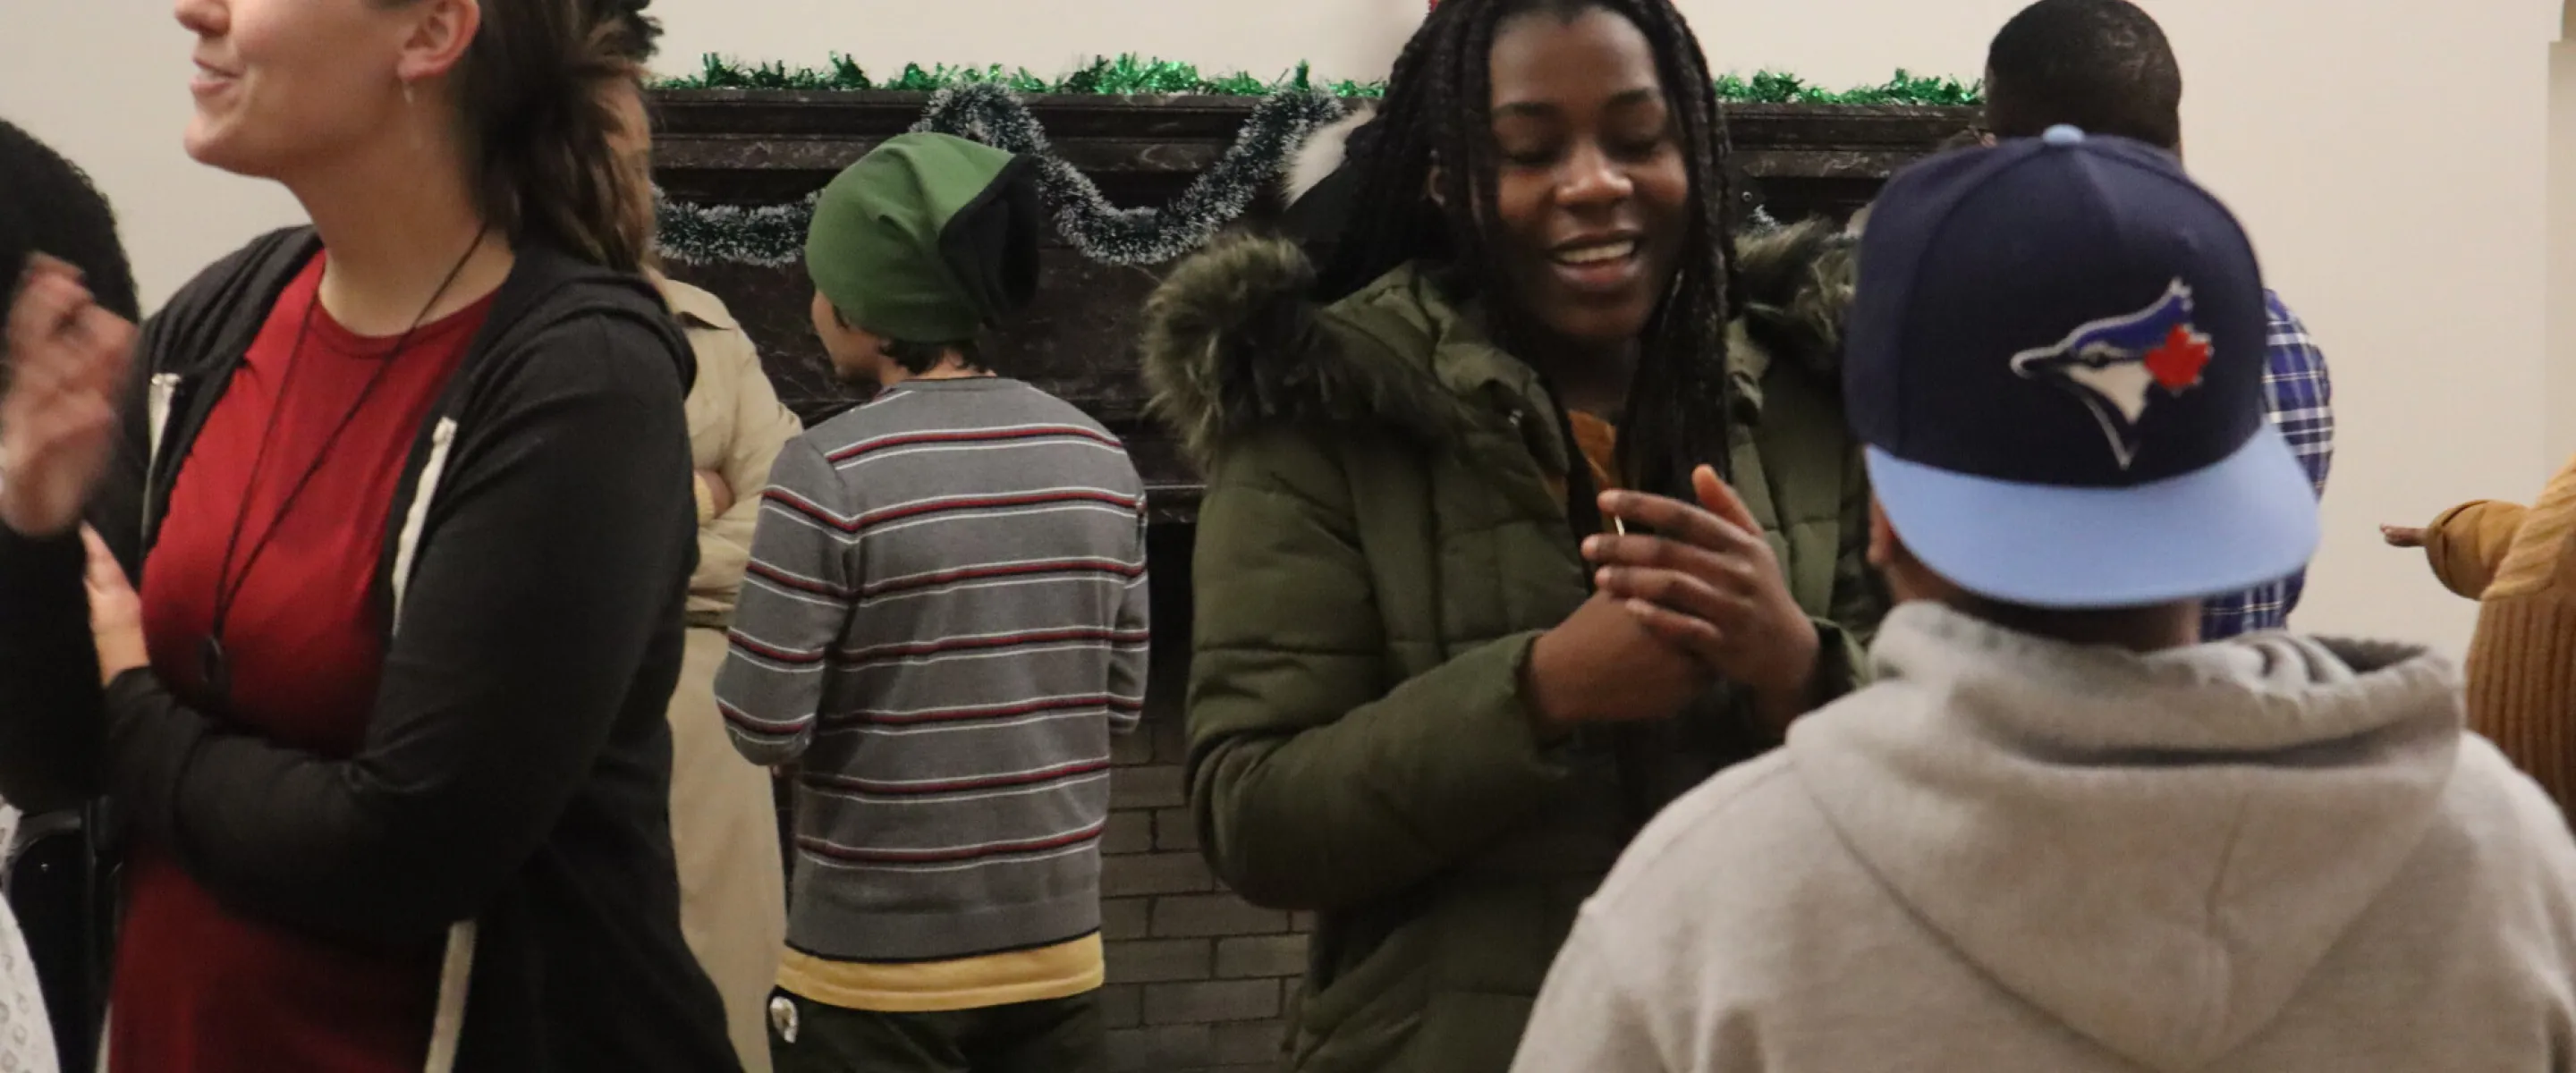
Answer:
[{"left": 2200, "top": 292, "right": 2334, "bottom": 638}]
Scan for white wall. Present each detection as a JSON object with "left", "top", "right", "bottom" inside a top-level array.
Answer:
[
  {"left": 2553, "top": 22, "right": 2576, "bottom": 477},
  {"left": 1, "top": 0, "right": 2560, "bottom": 652},
  {"left": 0, "top": 3, "right": 301, "bottom": 308}
]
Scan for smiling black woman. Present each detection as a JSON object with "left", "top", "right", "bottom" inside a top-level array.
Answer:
[{"left": 1135, "top": 0, "right": 1884, "bottom": 1069}]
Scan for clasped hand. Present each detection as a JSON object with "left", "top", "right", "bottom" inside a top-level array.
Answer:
[
  {"left": 1583, "top": 465, "right": 1821, "bottom": 731},
  {"left": 1525, "top": 465, "right": 1823, "bottom": 738}
]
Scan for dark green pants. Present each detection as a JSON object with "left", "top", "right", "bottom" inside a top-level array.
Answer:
[{"left": 767, "top": 989, "right": 1106, "bottom": 1073}]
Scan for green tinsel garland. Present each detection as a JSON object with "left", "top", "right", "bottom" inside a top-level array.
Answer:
[
  {"left": 655, "top": 81, "right": 1348, "bottom": 267},
  {"left": 656, "top": 53, "right": 1981, "bottom": 106}
]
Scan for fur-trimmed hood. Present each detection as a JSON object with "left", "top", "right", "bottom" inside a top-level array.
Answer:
[
  {"left": 1733, "top": 216, "right": 1859, "bottom": 380},
  {"left": 1140, "top": 234, "right": 1484, "bottom": 468},
  {"left": 1140, "top": 217, "right": 1860, "bottom": 467}
]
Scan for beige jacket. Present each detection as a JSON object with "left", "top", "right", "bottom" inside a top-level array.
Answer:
[
  {"left": 664, "top": 277, "right": 804, "bottom": 625},
  {"left": 656, "top": 275, "right": 801, "bottom": 1073}
]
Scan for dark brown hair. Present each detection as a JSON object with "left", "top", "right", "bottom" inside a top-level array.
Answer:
[
  {"left": 827, "top": 306, "right": 987, "bottom": 376},
  {"left": 880, "top": 338, "right": 986, "bottom": 376},
  {"left": 404, "top": 0, "right": 663, "bottom": 271}
]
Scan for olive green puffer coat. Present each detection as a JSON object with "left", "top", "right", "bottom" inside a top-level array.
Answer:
[{"left": 1139, "top": 221, "right": 1884, "bottom": 1073}]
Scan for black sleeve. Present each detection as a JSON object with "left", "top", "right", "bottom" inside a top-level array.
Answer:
[
  {"left": 0, "top": 528, "right": 106, "bottom": 814},
  {"left": 100, "top": 312, "right": 697, "bottom": 942},
  {"left": 0, "top": 314, "right": 162, "bottom": 814}
]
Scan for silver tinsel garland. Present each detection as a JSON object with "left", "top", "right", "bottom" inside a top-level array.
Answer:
[
  {"left": 655, "top": 83, "right": 1347, "bottom": 268},
  {"left": 654, "top": 192, "right": 818, "bottom": 268}
]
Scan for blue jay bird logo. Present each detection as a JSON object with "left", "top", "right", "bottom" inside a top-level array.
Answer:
[{"left": 2008, "top": 278, "right": 2216, "bottom": 469}]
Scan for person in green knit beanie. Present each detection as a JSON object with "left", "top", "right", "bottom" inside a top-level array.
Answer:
[
  {"left": 803, "top": 131, "right": 1043, "bottom": 384},
  {"left": 725, "top": 130, "right": 1148, "bottom": 1073}
]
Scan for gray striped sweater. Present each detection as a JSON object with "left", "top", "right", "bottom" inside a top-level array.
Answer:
[{"left": 716, "top": 376, "right": 1148, "bottom": 964}]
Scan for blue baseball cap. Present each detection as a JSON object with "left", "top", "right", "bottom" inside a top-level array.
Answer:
[{"left": 1843, "top": 126, "right": 2319, "bottom": 610}]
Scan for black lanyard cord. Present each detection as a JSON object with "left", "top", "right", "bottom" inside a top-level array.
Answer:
[{"left": 198, "top": 229, "right": 488, "bottom": 700}]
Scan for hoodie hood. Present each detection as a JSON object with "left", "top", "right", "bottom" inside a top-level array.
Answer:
[
  {"left": 1139, "top": 219, "right": 1857, "bottom": 468},
  {"left": 1787, "top": 603, "right": 2466, "bottom": 1070},
  {"left": 197, "top": 228, "right": 695, "bottom": 393}
]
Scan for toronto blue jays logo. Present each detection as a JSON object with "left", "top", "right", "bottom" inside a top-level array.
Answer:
[{"left": 2008, "top": 278, "right": 2216, "bottom": 469}]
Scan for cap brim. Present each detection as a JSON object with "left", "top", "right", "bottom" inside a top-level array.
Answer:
[{"left": 1867, "top": 425, "right": 2321, "bottom": 610}]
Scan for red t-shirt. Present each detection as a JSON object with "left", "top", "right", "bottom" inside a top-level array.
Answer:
[{"left": 122, "top": 253, "right": 493, "bottom": 1072}]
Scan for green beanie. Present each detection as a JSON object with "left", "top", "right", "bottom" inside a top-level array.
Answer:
[{"left": 804, "top": 132, "right": 1044, "bottom": 343}]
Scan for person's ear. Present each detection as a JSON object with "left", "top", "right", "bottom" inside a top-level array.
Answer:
[
  {"left": 396, "top": 0, "right": 481, "bottom": 85},
  {"left": 1867, "top": 497, "right": 1896, "bottom": 570},
  {"left": 1425, "top": 158, "right": 1447, "bottom": 207},
  {"left": 1868, "top": 498, "right": 1947, "bottom": 606},
  {"left": 1978, "top": 65, "right": 1998, "bottom": 133}
]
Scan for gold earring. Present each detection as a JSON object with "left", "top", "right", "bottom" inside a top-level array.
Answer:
[{"left": 402, "top": 79, "right": 415, "bottom": 106}]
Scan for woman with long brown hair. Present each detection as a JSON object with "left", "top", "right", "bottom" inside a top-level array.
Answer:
[{"left": 0, "top": 0, "right": 738, "bottom": 1069}]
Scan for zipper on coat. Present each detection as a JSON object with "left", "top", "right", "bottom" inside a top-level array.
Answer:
[
  {"left": 140, "top": 374, "right": 183, "bottom": 540},
  {"left": 389, "top": 415, "right": 471, "bottom": 1073},
  {"left": 390, "top": 418, "right": 458, "bottom": 623},
  {"left": 421, "top": 922, "right": 476, "bottom": 1073}
]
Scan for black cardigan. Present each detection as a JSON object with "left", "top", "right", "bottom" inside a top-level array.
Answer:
[{"left": 0, "top": 228, "right": 741, "bottom": 1072}]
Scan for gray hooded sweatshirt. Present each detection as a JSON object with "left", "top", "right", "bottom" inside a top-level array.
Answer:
[{"left": 1512, "top": 602, "right": 2576, "bottom": 1073}]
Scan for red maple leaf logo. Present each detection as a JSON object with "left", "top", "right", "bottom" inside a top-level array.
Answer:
[{"left": 2142, "top": 324, "right": 2212, "bottom": 392}]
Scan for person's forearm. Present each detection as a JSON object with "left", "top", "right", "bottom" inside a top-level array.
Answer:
[
  {"left": 2427, "top": 500, "right": 2526, "bottom": 599},
  {"left": 716, "top": 435, "right": 852, "bottom": 765},
  {"left": 711, "top": 569, "right": 831, "bottom": 766},
  {"left": 0, "top": 528, "right": 107, "bottom": 811}
]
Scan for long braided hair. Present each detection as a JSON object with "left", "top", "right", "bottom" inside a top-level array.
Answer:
[{"left": 1318, "top": 0, "right": 1742, "bottom": 498}]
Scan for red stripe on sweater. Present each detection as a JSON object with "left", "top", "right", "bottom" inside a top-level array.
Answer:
[
  {"left": 824, "top": 693, "right": 1146, "bottom": 729},
  {"left": 858, "top": 490, "right": 1140, "bottom": 529},
  {"left": 747, "top": 561, "right": 857, "bottom": 600},
  {"left": 761, "top": 487, "right": 855, "bottom": 531},
  {"left": 826, "top": 425, "right": 1119, "bottom": 463},
  {"left": 718, "top": 699, "right": 809, "bottom": 735},
  {"left": 726, "top": 630, "right": 827, "bottom": 666},
  {"left": 860, "top": 558, "right": 1145, "bottom": 599},
  {"left": 797, "top": 822, "right": 1106, "bottom": 865},
  {"left": 837, "top": 627, "right": 1150, "bottom": 665},
  {"left": 804, "top": 757, "right": 1113, "bottom": 798}
]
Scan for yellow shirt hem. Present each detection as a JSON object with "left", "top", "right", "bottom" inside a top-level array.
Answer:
[{"left": 776, "top": 934, "right": 1106, "bottom": 1014}]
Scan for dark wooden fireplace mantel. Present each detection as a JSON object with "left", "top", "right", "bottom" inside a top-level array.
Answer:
[{"left": 649, "top": 89, "right": 1979, "bottom": 525}]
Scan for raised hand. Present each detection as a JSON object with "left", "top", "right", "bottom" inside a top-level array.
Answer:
[
  {"left": 2, "top": 256, "right": 137, "bottom": 538},
  {"left": 1585, "top": 465, "right": 1823, "bottom": 731}
]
